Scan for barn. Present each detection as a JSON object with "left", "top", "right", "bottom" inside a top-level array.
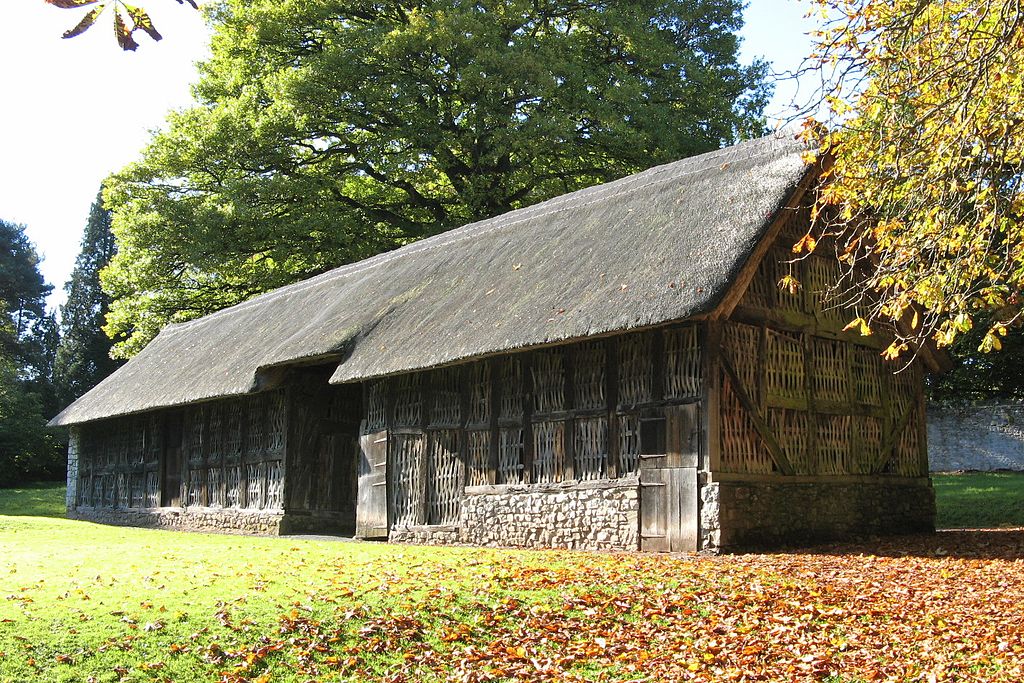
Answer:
[{"left": 50, "top": 134, "right": 942, "bottom": 552}]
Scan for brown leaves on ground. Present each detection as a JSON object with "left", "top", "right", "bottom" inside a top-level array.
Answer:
[{"left": 189, "top": 530, "right": 1024, "bottom": 682}]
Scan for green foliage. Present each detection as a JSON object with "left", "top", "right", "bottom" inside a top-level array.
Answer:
[
  {"left": 928, "top": 324, "right": 1024, "bottom": 403},
  {"left": 933, "top": 472, "right": 1024, "bottom": 529},
  {"left": 804, "top": 0, "right": 1024, "bottom": 360},
  {"left": 54, "top": 190, "right": 123, "bottom": 408},
  {"left": 104, "top": 0, "right": 770, "bottom": 357},
  {"left": 0, "top": 220, "right": 64, "bottom": 485}
]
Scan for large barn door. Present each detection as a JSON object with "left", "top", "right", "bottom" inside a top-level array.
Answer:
[
  {"left": 640, "top": 404, "right": 699, "bottom": 552},
  {"left": 356, "top": 427, "right": 389, "bottom": 539}
]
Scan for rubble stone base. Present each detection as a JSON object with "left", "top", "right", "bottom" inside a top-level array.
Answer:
[
  {"left": 701, "top": 478, "right": 935, "bottom": 552},
  {"left": 69, "top": 506, "right": 284, "bottom": 535}
]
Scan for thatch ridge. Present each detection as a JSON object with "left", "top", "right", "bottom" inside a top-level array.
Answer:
[{"left": 52, "top": 133, "right": 813, "bottom": 426}]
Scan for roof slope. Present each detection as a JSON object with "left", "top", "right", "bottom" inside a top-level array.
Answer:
[{"left": 52, "top": 133, "right": 812, "bottom": 426}]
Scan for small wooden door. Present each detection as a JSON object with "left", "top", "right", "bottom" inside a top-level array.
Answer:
[
  {"left": 356, "top": 427, "right": 389, "bottom": 539},
  {"left": 640, "top": 404, "right": 699, "bottom": 552},
  {"left": 162, "top": 412, "right": 183, "bottom": 507}
]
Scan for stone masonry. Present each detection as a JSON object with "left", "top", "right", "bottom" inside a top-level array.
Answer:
[
  {"left": 928, "top": 402, "right": 1024, "bottom": 471},
  {"left": 66, "top": 427, "right": 80, "bottom": 512},
  {"left": 701, "top": 479, "right": 935, "bottom": 552},
  {"left": 391, "top": 478, "right": 640, "bottom": 551},
  {"left": 69, "top": 506, "right": 285, "bottom": 535}
]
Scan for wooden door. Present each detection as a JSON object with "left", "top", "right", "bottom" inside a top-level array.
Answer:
[
  {"left": 640, "top": 404, "right": 699, "bottom": 552},
  {"left": 162, "top": 412, "right": 183, "bottom": 507},
  {"left": 356, "top": 427, "right": 389, "bottom": 539}
]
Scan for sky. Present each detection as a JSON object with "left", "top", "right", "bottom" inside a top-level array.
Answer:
[{"left": 0, "top": 0, "right": 816, "bottom": 313}]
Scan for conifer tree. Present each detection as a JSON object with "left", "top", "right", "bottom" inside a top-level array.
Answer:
[{"left": 54, "top": 191, "right": 122, "bottom": 407}]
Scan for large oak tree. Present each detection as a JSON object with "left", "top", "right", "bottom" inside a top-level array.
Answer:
[{"left": 103, "top": 0, "right": 770, "bottom": 357}]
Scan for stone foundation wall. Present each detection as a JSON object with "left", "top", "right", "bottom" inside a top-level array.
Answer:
[
  {"left": 69, "top": 506, "right": 285, "bottom": 535},
  {"left": 928, "top": 402, "right": 1024, "bottom": 471},
  {"left": 701, "top": 478, "right": 935, "bottom": 551},
  {"left": 389, "top": 479, "right": 640, "bottom": 550},
  {"left": 66, "top": 427, "right": 81, "bottom": 512}
]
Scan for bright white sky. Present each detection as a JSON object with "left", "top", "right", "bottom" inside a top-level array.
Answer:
[{"left": 0, "top": 0, "right": 815, "bottom": 313}]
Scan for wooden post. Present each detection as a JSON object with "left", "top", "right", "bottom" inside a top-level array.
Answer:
[
  {"left": 488, "top": 359, "right": 500, "bottom": 485},
  {"left": 522, "top": 353, "right": 534, "bottom": 484},
  {"left": 562, "top": 346, "right": 576, "bottom": 481}
]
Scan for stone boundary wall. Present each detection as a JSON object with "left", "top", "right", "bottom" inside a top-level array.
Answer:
[
  {"left": 391, "top": 478, "right": 641, "bottom": 551},
  {"left": 928, "top": 403, "right": 1024, "bottom": 472},
  {"left": 702, "top": 479, "right": 935, "bottom": 551},
  {"left": 69, "top": 506, "right": 285, "bottom": 535}
]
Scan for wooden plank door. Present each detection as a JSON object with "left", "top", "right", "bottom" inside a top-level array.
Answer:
[
  {"left": 356, "top": 427, "right": 389, "bottom": 539},
  {"left": 640, "top": 404, "right": 699, "bottom": 552}
]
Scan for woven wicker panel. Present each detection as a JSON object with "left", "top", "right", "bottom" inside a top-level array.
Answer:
[
  {"left": 741, "top": 255, "right": 775, "bottom": 310},
  {"left": 497, "top": 428, "right": 524, "bottom": 484},
  {"left": 499, "top": 357, "right": 525, "bottom": 421},
  {"left": 116, "top": 473, "right": 129, "bottom": 508},
  {"left": 811, "top": 337, "right": 850, "bottom": 404},
  {"left": 130, "top": 418, "right": 146, "bottom": 465},
  {"left": 618, "top": 333, "right": 653, "bottom": 407},
  {"left": 145, "top": 472, "right": 160, "bottom": 508},
  {"left": 618, "top": 414, "right": 641, "bottom": 475},
  {"left": 246, "top": 463, "right": 264, "bottom": 509},
  {"left": 768, "top": 408, "right": 811, "bottom": 474},
  {"left": 575, "top": 416, "right": 608, "bottom": 481},
  {"left": 265, "top": 461, "right": 284, "bottom": 510},
  {"left": 146, "top": 414, "right": 162, "bottom": 464},
  {"left": 816, "top": 414, "right": 852, "bottom": 475},
  {"left": 208, "top": 467, "right": 224, "bottom": 507},
  {"left": 206, "top": 404, "right": 225, "bottom": 463},
  {"left": 720, "top": 375, "right": 773, "bottom": 473},
  {"left": 466, "top": 429, "right": 491, "bottom": 486},
  {"left": 247, "top": 395, "right": 266, "bottom": 458},
  {"left": 853, "top": 346, "right": 883, "bottom": 406},
  {"left": 186, "top": 406, "right": 205, "bottom": 464},
  {"left": 574, "top": 341, "right": 607, "bottom": 410},
  {"left": 890, "top": 404, "right": 924, "bottom": 476},
  {"left": 226, "top": 465, "right": 242, "bottom": 508},
  {"left": 391, "top": 432, "right": 425, "bottom": 526},
  {"left": 188, "top": 468, "right": 205, "bottom": 507},
  {"left": 393, "top": 374, "right": 423, "bottom": 428},
  {"left": 770, "top": 246, "right": 804, "bottom": 314},
  {"left": 427, "top": 430, "right": 463, "bottom": 525},
  {"left": 532, "top": 420, "right": 566, "bottom": 484},
  {"left": 765, "top": 329, "right": 806, "bottom": 404},
  {"left": 266, "top": 392, "right": 286, "bottom": 456},
  {"left": 365, "top": 380, "right": 388, "bottom": 432},
  {"left": 225, "top": 399, "right": 244, "bottom": 462},
  {"left": 723, "top": 322, "right": 760, "bottom": 394},
  {"left": 891, "top": 366, "right": 918, "bottom": 417},
  {"left": 806, "top": 255, "right": 849, "bottom": 329},
  {"left": 467, "top": 362, "right": 491, "bottom": 427},
  {"left": 532, "top": 350, "right": 566, "bottom": 415},
  {"left": 431, "top": 367, "right": 461, "bottom": 427},
  {"left": 130, "top": 474, "right": 145, "bottom": 508},
  {"left": 856, "top": 415, "right": 884, "bottom": 474},
  {"left": 664, "top": 326, "right": 701, "bottom": 400}
]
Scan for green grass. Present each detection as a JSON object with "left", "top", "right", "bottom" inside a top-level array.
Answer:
[
  {"left": 2, "top": 482, "right": 1024, "bottom": 681},
  {"left": 933, "top": 471, "right": 1024, "bottom": 529},
  {"left": 0, "top": 482, "right": 65, "bottom": 518}
]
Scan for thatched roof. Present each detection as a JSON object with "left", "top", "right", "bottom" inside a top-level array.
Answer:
[{"left": 52, "top": 133, "right": 813, "bottom": 427}]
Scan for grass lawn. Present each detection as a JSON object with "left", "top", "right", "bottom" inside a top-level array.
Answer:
[
  {"left": 933, "top": 471, "right": 1024, "bottom": 528},
  {"left": 1, "top": 481, "right": 1023, "bottom": 682}
]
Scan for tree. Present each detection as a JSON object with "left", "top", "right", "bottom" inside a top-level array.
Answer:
[
  {"left": 54, "top": 191, "right": 122, "bottom": 408},
  {"left": 0, "top": 220, "right": 63, "bottom": 484},
  {"left": 103, "top": 0, "right": 771, "bottom": 357},
  {"left": 801, "top": 0, "right": 1024, "bottom": 361},
  {"left": 0, "top": 220, "right": 52, "bottom": 362}
]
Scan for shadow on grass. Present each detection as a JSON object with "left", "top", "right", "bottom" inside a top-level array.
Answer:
[
  {"left": 933, "top": 471, "right": 1024, "bottom": 529},
  {"left": 0, "top": 482, "right": 66, "bottom": 518},
  {"left": 787, "top": 528, "right": 1024, "bottom": 562}
]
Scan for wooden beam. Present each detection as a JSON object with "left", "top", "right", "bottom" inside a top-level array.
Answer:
[
  {"left": 719, "top": 351, "right": 795, "bottom": 476},
  {"left": 872, "top": 401, "right": 916, "bottom": 474}
]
